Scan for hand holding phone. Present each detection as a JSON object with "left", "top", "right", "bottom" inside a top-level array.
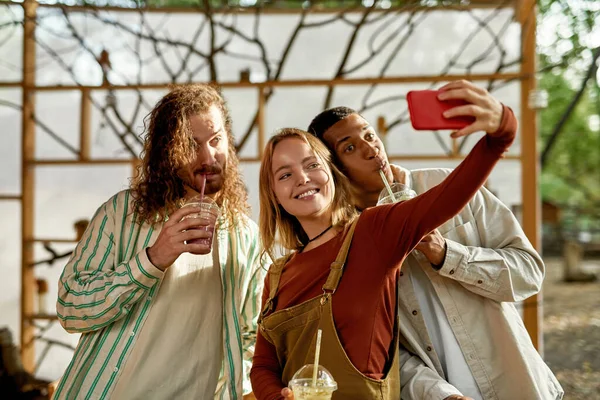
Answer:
[{"left": 406, "top": 89, "right": 475, "bottom": 131}]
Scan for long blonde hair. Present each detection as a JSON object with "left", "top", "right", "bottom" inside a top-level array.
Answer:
[
  {"left": 259, "top": 128, "right": 357, "bottom": 259},
  {"left": 130, "top": 83, "right": 249, "bottom": 227}
]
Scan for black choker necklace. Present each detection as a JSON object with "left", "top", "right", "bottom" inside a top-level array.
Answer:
[{"left": 306, "top": 225, "right": 334, "bottom": 244}]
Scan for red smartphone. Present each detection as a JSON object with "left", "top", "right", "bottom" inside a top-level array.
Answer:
[{"left": 406, "top": 90, "right": 475, "bottom": 131}]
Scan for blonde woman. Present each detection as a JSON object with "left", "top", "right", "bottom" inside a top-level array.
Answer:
[{"left": 250, "top": 105, "right": 517, "bottom": 400}]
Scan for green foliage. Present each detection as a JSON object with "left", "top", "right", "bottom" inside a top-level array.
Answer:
[
  {"left": 539, "top": 71, "right": 600, "bottom": 213},
  {"left": 538, "top": 0, "right": 598, "bottom": 72},
  {"left": 537, "top": 0, "right": 600, "bottom": 216},
  {"left": 40, "top": 0, "right": 493, "bottom": 9}
]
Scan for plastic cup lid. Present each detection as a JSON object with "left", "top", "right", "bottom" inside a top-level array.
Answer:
[{"left": 289, "top": 364, "right": 337, "bottom": 390}]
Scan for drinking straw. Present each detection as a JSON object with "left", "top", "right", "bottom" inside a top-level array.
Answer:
[
  {"left": 200, "top": 174, "right": 207, "bottom": 202},
  {"left": 312, "top": 329, "right": 323, "bottom": 387},
  {"left": 379, "top": 169, "right": 396, "bottom": 202}
]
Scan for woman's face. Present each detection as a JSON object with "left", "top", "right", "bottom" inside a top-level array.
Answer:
[{"left": 270, "top": 137, "right": 334, "bottom": 222}]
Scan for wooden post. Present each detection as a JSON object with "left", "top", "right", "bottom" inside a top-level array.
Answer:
[
  {"left": 80, "top": 89, "right": 91, "bottom": 160},
  {"left": 377, "top": 116, "right": 387, "bottom": 149},
  {"left": 519, "top": 0, "right": 542, "bottom": 353},
  {"left": 21, "top": 0, "right": 37, "bottom": 372},
  {"left": 451, "top": 138, "right": 459, "bottom": 156},
  {"left": 257, "top": 87, "right": 265, "bottom": 159},
  {"left": 131, "top": 157, "right": 141, "bottom": 180}
]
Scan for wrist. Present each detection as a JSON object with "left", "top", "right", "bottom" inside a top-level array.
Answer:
[
  {"left": 146, "top": 247, "right": 166, "bottom": 271},
  {"left": 431, "top": 241, "right": 448, "bottom": 270}
]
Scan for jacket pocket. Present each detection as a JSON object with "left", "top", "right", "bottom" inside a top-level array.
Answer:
[{"left": 440, "top": 220, "right": 480, "bottom": 247}]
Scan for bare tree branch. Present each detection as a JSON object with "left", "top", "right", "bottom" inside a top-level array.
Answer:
[
  {"left": 235, "top": 10, "right": 309, "bottom": 152},
  {"left": 204, "top": 0, "right": 218, "bottom": 81},
  {"left": 322, "top": 2, "right": 378, "bottom": 109},
  {"left": 341, "top": 10, "right": 401, "bottom": 76},
  {"left": 360, "top": 10, "right": 425, "bottom": 113},
  {"left": 2, "top": 2, "right": 524, "bottom": 167},
  {"left": 0, "top": 98, "right": 79, "bottom": 155},
  {"left": 541, "top": 46, "right": 600, "bottom": 168}
]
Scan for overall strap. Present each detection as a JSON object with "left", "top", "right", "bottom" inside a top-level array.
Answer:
[
  {"left": 259, "top": 253, "right": 293, "bottom": 321},
  {"left": 322, "top": 218, "right": 359, "bottom": 294}
]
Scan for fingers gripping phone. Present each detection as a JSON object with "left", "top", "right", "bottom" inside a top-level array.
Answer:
[{"left": 406, "top": 90, "right": 475, "bottom": 131}]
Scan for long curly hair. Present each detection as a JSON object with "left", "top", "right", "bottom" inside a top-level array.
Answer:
[
  {"left": 259, "top": 128, "right": 357, "bottom": 260},
  {"left": 130, "top": 84, "right": 249, "bottom": 228}
]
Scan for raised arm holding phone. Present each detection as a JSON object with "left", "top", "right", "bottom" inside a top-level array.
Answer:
[
  {"left": 304, "top": 80, "right": 563, "bottom": 400},
  {"left": 249, "top": 79, "right": 532, "bottom": 400}
]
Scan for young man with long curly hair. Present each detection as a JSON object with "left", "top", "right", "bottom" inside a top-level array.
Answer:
[{"left": 54, "top": 84, "right": 267, "bottom": 400}]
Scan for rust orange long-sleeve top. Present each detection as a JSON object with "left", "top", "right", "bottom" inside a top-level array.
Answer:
[{"left": 251, "top": 106, "right": 517, "bottom": 400}]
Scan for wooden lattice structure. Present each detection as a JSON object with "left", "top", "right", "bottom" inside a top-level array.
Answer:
[{"left": 0, "top": 0, "right": 541, "bottom": 372}]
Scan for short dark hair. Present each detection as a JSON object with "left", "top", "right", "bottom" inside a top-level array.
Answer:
[{"left": 307, "top": 106, "right": 358, "bottom": 139}]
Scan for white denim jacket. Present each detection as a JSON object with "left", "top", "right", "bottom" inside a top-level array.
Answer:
[{"left": 394, "top": 166, "right": 564, "bottom": 400}]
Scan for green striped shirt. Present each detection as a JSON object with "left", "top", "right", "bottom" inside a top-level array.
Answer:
[{"left": 54, "top": 190, "right": 268, "bottom": 400}]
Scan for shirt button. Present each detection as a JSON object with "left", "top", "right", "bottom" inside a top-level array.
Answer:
[
  {"left": 130, "top": 331, "right": 135, "bottom": 337},
  {"left": 400, "top": 271, "right": 404, "bottom": 276},
  {"left": 449, "top": 269, "right": 455, "bottom": 275},
  {"left": 114, "top": 367, "right": 119, "bottom": 373},
  {"left": 427, "top": 346, "right": 432, "bottom": 351},
  {"left": 412, "top": 310, "right": 418, "bottom": 316},
  {"left": 146, "top": 296, "right": 152, "bottom": 302},
  {"left": 477, "top": 279, "right": 483, "bottom": 284}
]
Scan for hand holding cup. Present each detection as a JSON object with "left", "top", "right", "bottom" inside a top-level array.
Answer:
[{"left": 146, "top": 198, "right": 219, "bottom": 270}]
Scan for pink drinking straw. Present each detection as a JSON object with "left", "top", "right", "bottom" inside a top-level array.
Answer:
[{"left": 199, "top": 174, "right": 206, "bottom": 202}]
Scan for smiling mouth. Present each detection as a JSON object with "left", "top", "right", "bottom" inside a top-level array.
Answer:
[{"left": 295, "top": 189, "right": 319, "bottom": 199}]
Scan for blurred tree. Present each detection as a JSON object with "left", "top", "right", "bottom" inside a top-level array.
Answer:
[
  {"left": 537, "top": 0, "right": 600, "bottom": 217},
  {"left": 539, "top": 71, "right": 600, "bottom": 215}
]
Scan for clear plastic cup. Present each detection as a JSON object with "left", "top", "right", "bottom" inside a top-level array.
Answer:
[
  {"left": 376, "top": 182, "right": 417, "bottom": 205},
  {"left": 181, "top": 196, "right": 220, "bottom": 247},
  {"left": 289, "top": 364, "right": 337, "bottom": 400}
]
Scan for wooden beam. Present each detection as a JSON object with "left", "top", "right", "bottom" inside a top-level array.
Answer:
[
  {"left": 0, "top": 194, "right": 22, "bottom": 201},
  {"left": 20, "top": 0, "right": 37, "bottom": 372},
  {"left": 29, "top": 238, "right": 78, "bottom": 244},
  {"left": 239, "top": 157, "right": 261, "bottom": 163},
  {"left": 131, "top": 158, "right": 142, "bottom": 180},
  {"left": 24, "top": 314, "right": 58, "bottom": 321},
  {"left": 0, "top": 82, "right": 22, "bottom": 88},
  {"left": 519, "top": 0, "right": 542, "bottom": 353},
  {"left": 257, "top": 87, "right": 266, "bottom": 159},
  {"left": 37, "top": 1, "right": 515, "bottom": 15},
  {"left": 32, "top": 159, "right": 135, "bottom": 166},
  {"left": 388, "top": 154, "right": 521, "bottom": 161},
  {"left": 238, "top": 154, "right": 521, "bottom": 163},
  {"left": 27, "top": 72, "right": 525, "bottom": 92},
  {"left": 79, "top": 89, "right": 91, "bottom": 161}
]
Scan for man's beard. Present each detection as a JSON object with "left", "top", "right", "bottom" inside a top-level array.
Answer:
[{"left": 184, "top": 162, "right": 226, "bottom": 195}]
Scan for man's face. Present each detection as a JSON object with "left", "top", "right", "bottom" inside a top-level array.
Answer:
[
  {"left": 322, "top": 113, "right": 393, "bottom": 193},
  {"left": 179, "top": 104, "right": 229, "bottom": 196}
]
